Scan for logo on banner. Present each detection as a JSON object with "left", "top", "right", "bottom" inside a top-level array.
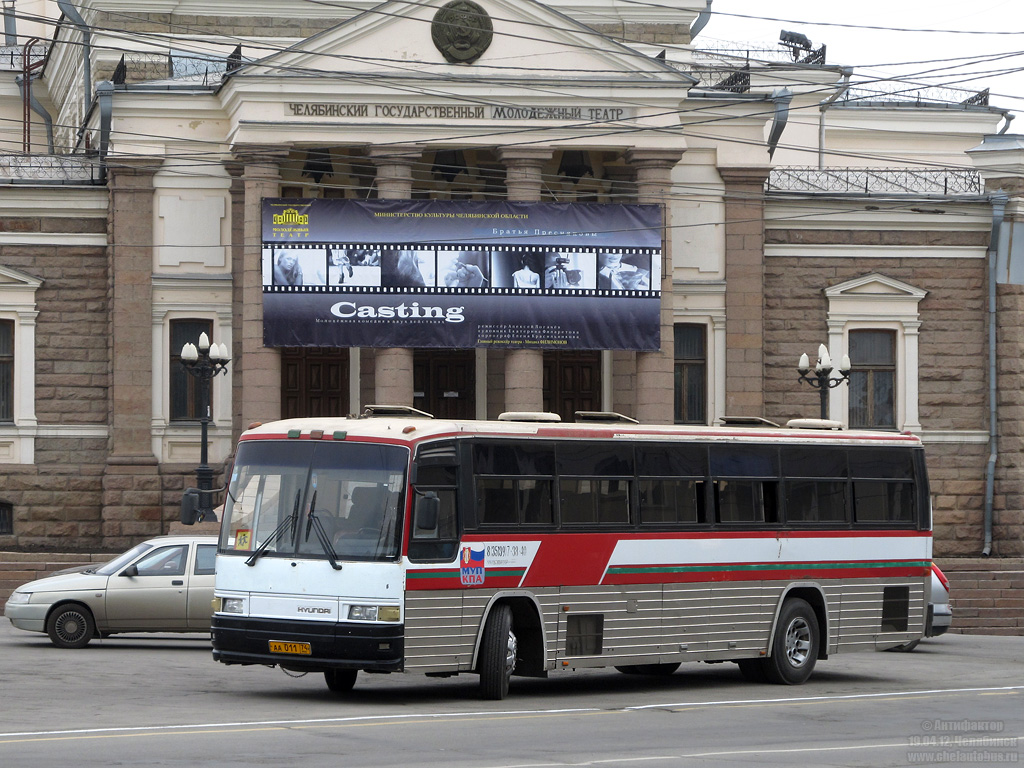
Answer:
[{"left": 460, "top": 547, "right": 485, "bottom": 585}]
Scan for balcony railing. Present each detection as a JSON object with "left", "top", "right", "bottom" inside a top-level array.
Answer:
[
  {"left": 766, "top": 167, "right": 982, "bottom": 195},
  {"left": 0, "top": 154, "right": 103, "bottom": 184},
  {"left": 0, "top": 44, "right": 47, "bottom": 70}
]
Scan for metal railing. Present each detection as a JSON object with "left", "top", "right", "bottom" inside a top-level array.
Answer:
[
  {"left": 766, "top": 167, "right": 982, "bottom": 195},
  {"left": 0, "top": 44, "right": 47, "bottom": 70},
  {"left": 0, "top": 153, "right": 103, "bottom": 184}
]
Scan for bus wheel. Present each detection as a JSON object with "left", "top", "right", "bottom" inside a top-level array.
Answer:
[
  {"left": 324, "top": 669, "right": 358, "bottom": 694},
  {"left": 615, "top": 663, "right": 680, "bottom": 676},
  {"left": 479, "top": 604, "right": 516, "bottom": 700},
  {"left": 764, "top": 598, "right": 819, "bottom": 685}
]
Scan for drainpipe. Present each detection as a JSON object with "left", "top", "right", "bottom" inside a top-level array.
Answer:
[
  {"left": 56, "top": 0, "right": 92, "bottom": 113},
  {"left": 819, "top": 67, "right": 853, "bottom": 169},
  {"left": 16, "top": 73, "right": 54, "bottom": 153},
  {"left": 3, "top": 0, "right": 16, "bottom": 46},
  {"left": 983, "top": 194, "right": 1007, "bottom": 557},
  {"left": 96, "top": 80, "right": 112, "bottom": 183}
]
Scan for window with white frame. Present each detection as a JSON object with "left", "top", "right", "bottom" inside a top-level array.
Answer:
[
  {"left": 825, "top": 273, "right": 926, "bottom": 432},
  {"left": 0, "top": 266, "right": 41, "bottom": 464}
]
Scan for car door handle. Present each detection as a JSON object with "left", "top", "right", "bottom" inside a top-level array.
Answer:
[{"left": 172, "top": 580, "right": 184, "bottom": 586}]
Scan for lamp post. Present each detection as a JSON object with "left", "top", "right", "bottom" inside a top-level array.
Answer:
[
  {"left": 797, "top": 344, "right": 851, "bottom": 420},
  {"left": 180, "top": 332, "right": 230, "bottom": 521}
]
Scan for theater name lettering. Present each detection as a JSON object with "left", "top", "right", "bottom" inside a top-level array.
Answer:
[{"left": 287, "top": 102, "right": 633, "bottom": 122}]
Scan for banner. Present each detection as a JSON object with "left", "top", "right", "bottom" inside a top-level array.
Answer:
[{"left": 262, "top": 199, "right": 662, "bottom": 350}]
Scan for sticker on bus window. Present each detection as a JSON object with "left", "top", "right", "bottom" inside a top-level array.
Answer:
[
  {"left": 460, "top": 547, "right": 485, "bottom": 586},
  {"left": 235, "top": 529, "right": 252, "bottom": 551}
]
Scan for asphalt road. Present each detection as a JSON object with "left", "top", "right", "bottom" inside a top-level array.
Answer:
[{"left": 0, "top": 622, "right": 1021, "bottom": 768}]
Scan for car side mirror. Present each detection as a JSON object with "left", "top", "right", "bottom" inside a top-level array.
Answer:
[
  {"left": 414, "top": 492, "right": 439, "bottom": 533},
  {"left": 120, "top": 564, "right": 139, "bottom": 577}
]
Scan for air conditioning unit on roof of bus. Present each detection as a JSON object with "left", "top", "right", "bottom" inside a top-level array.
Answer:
[
  {"left": 786, "top": 418, "right": 844, "bottom": 430},
  {"left": 498, "top": 411, "right": 561, "bottom": 422}
]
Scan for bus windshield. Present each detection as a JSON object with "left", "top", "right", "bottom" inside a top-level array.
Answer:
[{"left": 219, "top": 440, "right": 408, "bottom": 562}]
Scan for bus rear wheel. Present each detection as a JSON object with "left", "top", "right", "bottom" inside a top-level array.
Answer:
[
  {"left": 324, "top": 668, "right": 358, "bottom": 694},
  {"left": 479, "top": 604, "right": 516, "bottom": 700},
  {"left": 763, "top": 598, "right": 819, "bottom": 685}
]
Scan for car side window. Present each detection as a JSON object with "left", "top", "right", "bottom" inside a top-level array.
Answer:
[
  {"left": 134, "top": 545, "right": 188, "bottom": 576},
  {"left": 194, "top": 544, "right": 216, "bottom": 575}
]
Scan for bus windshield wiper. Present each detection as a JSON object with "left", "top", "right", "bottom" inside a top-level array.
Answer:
[
  {"left": 246, "top": 490, "right": 301, "bottom": 567},
  {"left": 305, "top": 491, "right": 343, "bottom": 571}
]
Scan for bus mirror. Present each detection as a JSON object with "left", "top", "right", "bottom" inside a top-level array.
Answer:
[
  {"left": 180, "top": 488, "right": 200, "bottom": 525},
  {"left": 415, "top": 492, "right": 439, "bottom": 532}
]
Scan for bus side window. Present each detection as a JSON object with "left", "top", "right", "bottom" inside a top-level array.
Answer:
[
  {"left": 638, "top": 478, "right": 701, "bottom": 525},
  {"left": 715, "top": 480, "right": 777, "bottom": 524},
  {"left": 853, "top": 480, "right": 914, "bottom": 524}
]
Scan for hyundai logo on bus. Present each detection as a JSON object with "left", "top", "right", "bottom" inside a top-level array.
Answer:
[
  {"left": 297, "top": 606, "right": 332, "bottom": 614},
  {"left": 460, "top": 547, "right": 485, "bottom": 585},
  {"left": 330, "top": 301, "right": 466, "bottom": 323}
]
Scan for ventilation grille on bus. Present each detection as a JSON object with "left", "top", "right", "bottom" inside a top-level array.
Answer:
[{"left": 574, "top": 411, "right": 639, "bottom": 424}]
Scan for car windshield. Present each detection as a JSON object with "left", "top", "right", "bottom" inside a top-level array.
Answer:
[
  {"left": 94, "top": 542, "right": 154, "bottom": 575},
  {"left": 220, "top": 440, "right": 408, "bottom": 562}
]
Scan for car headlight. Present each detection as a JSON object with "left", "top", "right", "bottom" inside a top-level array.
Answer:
[
  {"left": 348, "top": 605, "right": 400, "bottom": 622},
  {"left": 6, "top": 591, "right": 31, "bottom": 605}
]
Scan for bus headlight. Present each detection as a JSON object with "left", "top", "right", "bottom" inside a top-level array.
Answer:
[
  {"left": 220, "top": 597, "right": 245, "bottom": 614},
  {"left": 347, "top": 605, "right": 401, "bottom": 622},
  {"left": 348, "top": 605, "right": 378, "bottom": 621}
]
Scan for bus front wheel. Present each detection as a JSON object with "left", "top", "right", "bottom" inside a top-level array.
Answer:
[
  {"left": 764, "top": 598, "right": 819, "bottom": 685},
  {"left": 324, "top": 668, "right": 358, "bottom": 694},
  {"left": 479, "top": 604, "right": 516, "bottom": 700}
]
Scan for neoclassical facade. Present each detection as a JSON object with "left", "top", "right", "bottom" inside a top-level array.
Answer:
[{"left": 0, "top": 0, "right": 1022, "bottom": 557}]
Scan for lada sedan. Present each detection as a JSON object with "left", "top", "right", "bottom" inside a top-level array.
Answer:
[{"left": 4, "top": 535, "right": 217, "bottom": 648}]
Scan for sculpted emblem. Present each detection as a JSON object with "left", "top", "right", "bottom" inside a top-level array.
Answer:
[{"left": 431, "top": 0, "right": 493, "bottom": 64}]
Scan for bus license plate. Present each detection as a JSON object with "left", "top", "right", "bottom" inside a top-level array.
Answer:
[{"left": 269, "top": 640, "right": 311, "bottom": 655}]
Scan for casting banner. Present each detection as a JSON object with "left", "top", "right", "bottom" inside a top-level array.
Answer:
[{"left": 262, "top": 199, "right": 662, "bottom": 350}]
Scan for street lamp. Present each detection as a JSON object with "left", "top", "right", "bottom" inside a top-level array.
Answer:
[
  {"left": 180, "top": 332, "right": 230, "bottom": 522},
  {"left": 797, "top": 343, "right": 851, "bottom": 420}
]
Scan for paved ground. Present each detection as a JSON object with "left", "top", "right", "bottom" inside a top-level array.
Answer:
[{"left": 0, "top": 623, "right": 1021, "bottom": 767}]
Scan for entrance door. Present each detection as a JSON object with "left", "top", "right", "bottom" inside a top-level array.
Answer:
[
  {"left": 281, "top": 349, "right": 350, "bottom": 419},
  {"left": 414, "top": 350, "right": 475, "bottom": 419},
  {"left": 543, "top": 352, "right": 602, "bottom": 422}
]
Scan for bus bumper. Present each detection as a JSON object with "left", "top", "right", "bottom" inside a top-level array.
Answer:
[{"left": 211, "top": 615, "right": 404, "bottom": 672}]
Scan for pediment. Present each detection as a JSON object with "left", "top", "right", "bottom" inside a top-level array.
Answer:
[
  {"left": 825, "top": 273, "right": 926, "bottom": 300},
  {"left": 234, "top": 0, "right": 694, "bottom": 85},
  {"left": 0, "top": 265, "right": 43, "bottom": 289}
]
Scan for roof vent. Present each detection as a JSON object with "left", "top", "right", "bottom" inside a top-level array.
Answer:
[
  {"left": 498, "top": 411, "right": 561, "bottom": 423},
  {"left": 786, "top": 418, "right": 844, "bottom": 430},
  {"left": 574, "top": 411, "right": 639, "bottom": 424},
  {"left": 362, "top": 404, "right": 434, "bottom": 419}
]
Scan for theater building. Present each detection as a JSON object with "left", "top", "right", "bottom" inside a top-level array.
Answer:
[{"left": 0, "top": 0, "right": 1021, "bottom": 557}]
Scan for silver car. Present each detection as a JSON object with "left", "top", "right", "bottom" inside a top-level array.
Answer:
[{"left": 4, "top": 535, "right": 217, "bottom": 648}]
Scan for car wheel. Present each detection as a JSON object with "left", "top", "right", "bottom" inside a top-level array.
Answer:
[
  {"left": 479, "top": 604, "right": 516, "bottom": 700},
  {"left": 614, "top": 663, "right": 681, "bottom": 676},
  {"left": 763, "top": 598, "right": 819, "bottom": 685},
  {"left": 46, "top": 604, "right": 95, "bottom": 649},
  {"left": 324, "top": 669, "right": 357, "bottom": 694}
]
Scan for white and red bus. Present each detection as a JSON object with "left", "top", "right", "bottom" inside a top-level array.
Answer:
[{"left": 210, "top": 408, "right": 932, "bottom": 699}]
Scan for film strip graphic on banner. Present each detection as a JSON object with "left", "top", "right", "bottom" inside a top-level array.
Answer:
[
  {"left": 261, "top": 199, "right": 663, "bottom": 351},
  {"left": 263, "top": 243, "right": 659, "bottom": 296}
]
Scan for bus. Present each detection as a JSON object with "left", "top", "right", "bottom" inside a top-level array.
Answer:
[{"left": 209, "top": 407, "right": 932, "bottom": 700}]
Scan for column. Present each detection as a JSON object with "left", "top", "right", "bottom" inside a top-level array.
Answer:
[
  {"left": 226, "top": 160, "right": 246, "bottom": 438},
  {"left": 719, "top": 166, "right": 771, "bottom": 417},
  {"left": 234, "top": 145, "right": 289, "bottom": 428},
  {"left": 104, "top": 158, "right": 160, "bottom": 543},
  {"left": 498, "top": 146, "right": 553, "bottom": 414},
  {"left": 627, "top": 149, "right": 684, "bottom": 424},
  {"left": 368, "top": 145, "right": 420, "bottom": 406}
]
